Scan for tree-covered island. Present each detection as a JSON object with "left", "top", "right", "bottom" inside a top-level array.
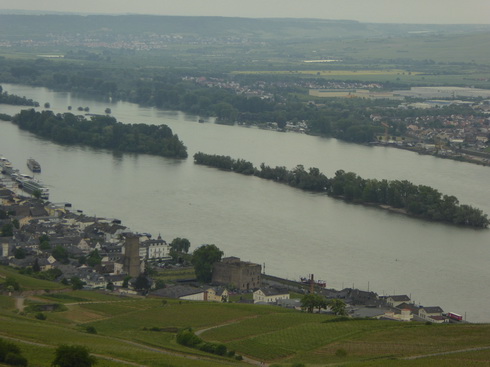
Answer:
[
  {"left": 11, "top": 109, "right": 188, "bottom": 158},
  {"left": 0, "top": 85, "right": 39, "bottom": 107},
  {"left": 193, "top": 152, "right": 489, "bottom": 228}
]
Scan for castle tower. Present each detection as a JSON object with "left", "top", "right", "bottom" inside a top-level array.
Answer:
[{"left": 124, "top": 235, "right": 141, "bottom": 277}]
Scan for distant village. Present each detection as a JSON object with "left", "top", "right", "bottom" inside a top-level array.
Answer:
[{"left": 0, "top": 178, "right": 464, "bottom": 324}]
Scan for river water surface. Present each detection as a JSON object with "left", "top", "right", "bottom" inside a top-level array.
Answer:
[{"left": 1, "top": 83, "right": 489, "bottom": 322}]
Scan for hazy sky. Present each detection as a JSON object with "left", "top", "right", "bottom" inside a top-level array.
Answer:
[{"left": 1, "top": 0, "right": 489, "bottom": 24}]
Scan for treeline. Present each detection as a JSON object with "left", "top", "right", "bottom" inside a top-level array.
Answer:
[
  {"left": 193, "top": 152, "right": 489, "bottom": 228},
  {"left": 0, "top": 85, "right": 38, "bottom": 107},
  {"left": 12, "top": 109, "right": 188, "bottom": 158},
  {"left": 0, "top": 58, "right": 385, "bottom": 143},
  {"left": 0, "top": 58, "right": 484, "bottom": 145}
]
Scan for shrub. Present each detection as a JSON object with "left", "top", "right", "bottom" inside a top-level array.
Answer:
[
  {"left": 35, "top": 312, "right": 46, "bottom": 320},
  {"left": 176, "top": 329, "right": 201, "bottom": 347},
  {"left": 5, "top": 353, "right": 28, "bottom": 366},
  {"left": 176, "top": 329, "right": 229, "bottom": 357},
  {"left": 85, "top": 326, "right": 97, "bottom": 334},
  {"left": 52, "top": 345, "right": 96, "bottom": 367},
  {"left": 214, "top": 344, "right": 227, "bottom": 356},
  {"left": 198, "top": 343, "right": 215, "bottom": 353}
]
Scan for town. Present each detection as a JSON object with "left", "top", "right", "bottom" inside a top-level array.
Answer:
[{"left": 1, "top": 166, "right": 463, "bottom": 325}]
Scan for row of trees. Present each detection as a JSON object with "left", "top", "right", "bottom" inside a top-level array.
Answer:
[
  {"left": 300, "top": 294, "right": 347, "bottom": 316},
  {"left": 330, "top": 170, "right": 489, "bottom": 227},
  {"left": 12, "top": 109, "right": 188, "bottom": 158},
  {"left": 0, "top": 58, "right": 393, "bottom": 143},
  {"left": 176, "top": 328, "right": 239, "bottom": 359},
  {"left": 0, "top": 85, "right": 38, "bottom": 107},
  {"left": 193, "top": 153, "right": 489, "bottom": 228}
]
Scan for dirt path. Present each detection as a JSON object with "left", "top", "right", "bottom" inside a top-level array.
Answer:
[
  {"left": 195, "top": 316, "right": 269, "bottom": 366},
  {"left": 0, "top": 332, "right": 242, "bottom": 366},
  {"left": 402, "top": 346, "right": 490, "bottom": 360},
  {"left": 14, "top": 296, "right": 25, "bottom": 312}
]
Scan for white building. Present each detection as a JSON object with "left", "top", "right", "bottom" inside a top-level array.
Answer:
[
  {"left": 253, "top": 287, "right": 290, "bottom": 304},
  {"left": 139, "top": 235, "right": 170, "bottom": 260}
]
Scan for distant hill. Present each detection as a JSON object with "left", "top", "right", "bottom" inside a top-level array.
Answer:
[{"left": 0, "top": 13, "right": 489, "bottom": 41}]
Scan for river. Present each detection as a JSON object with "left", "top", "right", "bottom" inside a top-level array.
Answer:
[{"left": 1, "top": 83, "right": 490, "bottom": 322}]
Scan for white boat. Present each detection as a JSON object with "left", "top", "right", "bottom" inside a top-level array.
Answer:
[{"left": 18, "top": 178, "right": 49, "bottom": 200}]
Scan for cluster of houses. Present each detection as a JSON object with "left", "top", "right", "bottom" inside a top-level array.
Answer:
[
  {"left": 1, "top": 184, "right": 460, "bottom": 322},
  {"left": 347, "top": 292, "right": 455, "bottom": 323},
  {"left": 371, "top": 104, "right": 490, "bottom": 157},
  {"left": 0, "top": 184, "right": 171, "bottom": 291}
]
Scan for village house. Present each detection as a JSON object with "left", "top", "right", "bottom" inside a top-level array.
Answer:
[
  {"left": 205, "top": 287, "right": 229, "bottom": 302},
  {"left": 419, "top": 306, "right": 447, "bottom": 323},
  {"left": 386, "top": 295, "right": 411, "bottom": 308},
  {"left": 383, "top": 308, "right": 413, "bottom": 322},
  {"left": 253, "top": 287, "right": 290, "bottom": 304}
]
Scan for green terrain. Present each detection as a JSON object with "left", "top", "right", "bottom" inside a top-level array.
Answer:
[{"left": 1, "top": 267, "right": 490, "bottom": 367}]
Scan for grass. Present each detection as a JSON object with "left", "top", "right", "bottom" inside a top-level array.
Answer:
[
  {"left": 0, "top": 295, "right": 16, "bottom": 310},
  {"left": 0, "top": 266, "right": 67, "bottom": 291},
  {"left": 0, "top": 312, "right": 235, "bottom": 367}
]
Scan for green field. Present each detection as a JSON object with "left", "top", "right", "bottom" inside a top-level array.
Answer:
[
  {"left": 0, "top": 266, "right": 68, "bottom": 291},
  {"left": 1, "top": 286, "right": 490, "bottom": 366}
]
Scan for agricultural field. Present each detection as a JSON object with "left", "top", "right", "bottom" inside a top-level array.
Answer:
[
  {"left": 1, "top": 288, "right": 490, "bottom": 366},
  {"left": 0, "top": 266, "right": 67, "bottom": 291}
]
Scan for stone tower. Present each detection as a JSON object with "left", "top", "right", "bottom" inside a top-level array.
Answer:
[{"left": 123, "top": 235, "right": 141, "bottom": 278}]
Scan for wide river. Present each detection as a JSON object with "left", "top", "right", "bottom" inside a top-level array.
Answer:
[{"left": 1, "top": 83, "right": 490, "bottom": 322}]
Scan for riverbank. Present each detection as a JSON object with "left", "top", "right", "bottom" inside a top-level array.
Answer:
[{"left": 2, "top": 82, "right": 489, "bottom": 323}]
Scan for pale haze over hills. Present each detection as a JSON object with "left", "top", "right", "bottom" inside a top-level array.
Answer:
[{"left": 1, "top": 0, "right": 489, "bottom": 24}]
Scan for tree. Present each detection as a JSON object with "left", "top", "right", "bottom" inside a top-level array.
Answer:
[
  {"left": 32, "top": 258, "right": 41, "bottom": 273},
  {"left": 13, "top": 247, "right": 26, "bottom": 259},
  {"left": 39, "top": 240, "right": 51, "bottom": 250},
  {"left": 3, "top": 277, "right": 20, "bottom": 292},
  {"left": 134, "top": 274, "right": 151, "bottom": 291},
  {"left": 12, "top": 219, "right": 19, "bottom": 229},
  {"left": 0, "top": 338, "right": 27, "bottom": 367},
  {"left": 170, "top": 237, "right": 191, "bottom": 253},
  {"left": 52, "top": 345, "right": 97, "bottom": 367},
  {"left": 327, "top": 298, "right": 347, "bottom": 316},
  {"left": 1, "top": 223, "right": 13, "bottom": 237},
  {"left": 70, "top": 277, "right": 85, "bottom": 290},
  {"left": 301, "top": 293, "right": 326, "bottom": 313},
  {"left": 86, "top": 249, "right": 102, "bottom": 267},
  {"left": 122, "top": 276, "right": 131, "bottom": 288},
  {"left": 32, "top": 189, "right": 42, "bottom": 200},
  {"left": 52, "top": 245, "right": 69, "bottom": 263},
  {"left": 191, "top": 244, "right": 223, "bottom": 283}
]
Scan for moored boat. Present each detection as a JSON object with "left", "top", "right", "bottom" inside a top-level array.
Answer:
[
  {"left": 27, "top": 158, "right": 41, "bottom": 173},
  {"left": 18, "top": 178, "right": 49, "bottom": 200},
  {"left": 0, "top": 157, "right": 15, "bottom": 174}
]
